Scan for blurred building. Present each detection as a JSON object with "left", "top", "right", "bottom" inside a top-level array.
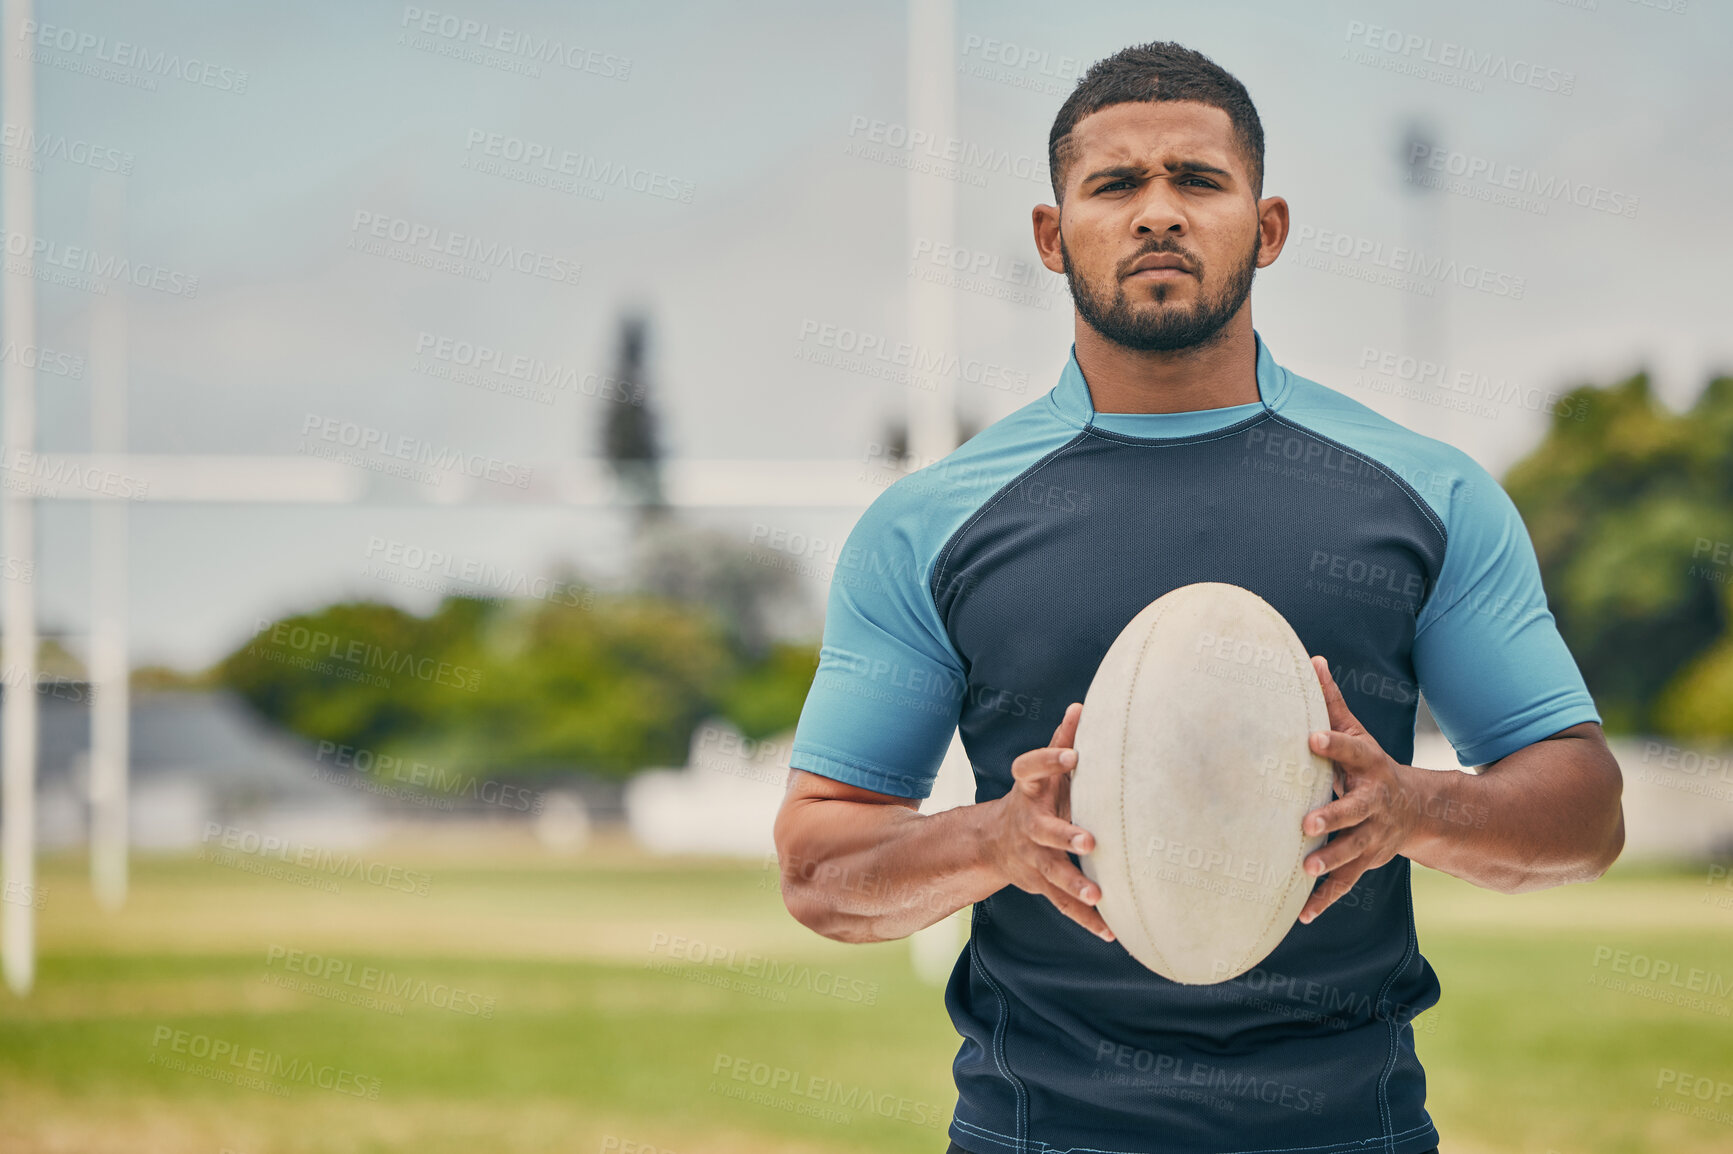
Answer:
[
  {"left": 1, "top": 688, "right": 1721, "bottom": 864},
  {"left": 5, "top": 687, "right": 382, "bottom": 851}
]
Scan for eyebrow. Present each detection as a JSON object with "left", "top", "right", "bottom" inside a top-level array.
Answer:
[{"left": 1082, "top": 160, "right": 1232, "bottom": 184}]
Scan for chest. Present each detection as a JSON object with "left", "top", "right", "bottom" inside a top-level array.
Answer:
[{"left": 932, "top": 429, "right": 1445, "bottom": 798}]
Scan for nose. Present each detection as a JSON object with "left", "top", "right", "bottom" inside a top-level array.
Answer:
[{"left": 1129, "top": 179, "right": 1187, "bottom": 237}]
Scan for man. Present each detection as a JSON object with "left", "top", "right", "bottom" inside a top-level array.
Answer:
[{"left": 774, "top": 41, "right": 1624, "bottom": 1154}]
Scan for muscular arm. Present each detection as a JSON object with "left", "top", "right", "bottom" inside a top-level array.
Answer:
[
  {"left": 1392, "top": 720, "right": 1624, "bottom": 892},
  {"left": 771, "top": 771, "right": 1002, "bottom": 943},
  {"left": 772, "top": 704, "right": 1116, "bottom": 944},
  {"left": 1299, "top": 656, "right": 1625, "bottom": 921}
]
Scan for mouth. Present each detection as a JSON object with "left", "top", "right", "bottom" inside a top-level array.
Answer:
[{"left": 1125, "top": 253, "right": 1194, "bottom": 279}]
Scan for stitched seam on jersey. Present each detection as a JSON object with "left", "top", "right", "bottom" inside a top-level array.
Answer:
[
  {"left": 1261, "top": 412, "right": 1449, "bottom": 626},
  {"left": 788, "top": 743, "right": 931, "bottom": 796},
  {"left": 1075, "top": 408, "right": 1274, "bottom": 448},
  {"left": 968, "top": 913, "right": 1029, "bottom": 1153},
  {"left": 952, "top": 1120, "right": 1039, "bottom": 1153},
  {"left": 1453, "top": 698, "right": 1601, "bottom": 766},
  {"left": 950, "top": 1115, "right": 1437, "bottom": 1154},
  {"left": 1374, "top": 859, "right": 1421, "bottom": 1152},
  {"left": 1411, "top": 569, "right": 1549, "bottom": 644},
  {"left": 1048, "top": 333, "right": 1289, "bottom": 427},
  {"left": 1263, "top": 413, "right": 1449, "bottom": 547},
  {"left": 930, "top": 431, "right": 1092, "bottom": 612}
]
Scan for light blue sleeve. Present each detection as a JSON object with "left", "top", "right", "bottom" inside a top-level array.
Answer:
[
  {"left": 1411, "top": 456, "right": 1601, "bottom": 767},
  {"left": 787, "top": 489, "right": 966, "bottom": 799}
]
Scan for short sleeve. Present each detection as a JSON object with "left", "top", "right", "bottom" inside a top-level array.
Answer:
[
  {"left": 1411, "top": 461, "right": 1601, "bottom": 767},
  {"left": 787, "top": 496, "right": 966, "bottom": 799}
]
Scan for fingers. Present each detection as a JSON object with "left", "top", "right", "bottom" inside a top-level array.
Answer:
[
  {"left": 1310, "top": 656, "right": 1365, "bottom": 737},
  {"left": 1052, "top": 765, "right": 1075, "bottom": 825},
  {"left": 1003, "top": 703, "right": 1110, "bottom": 943},
  {"left": 1303, "top": 785, "right": 1375, "bottom": 838},
  {"left": 1304, "top": 821, "right": 1375, "bottom": 878},
  {"left": 1298, "top": 860, "right": 1369, "bottom": 925},
  {"left": 1309, "top": 727, "right": 1383, "bottom": 777},
  {"left": 1026, "top": 811, "right": 1096, "bottom": 854},
  {"left": 1036, "top": 850, "right": 1100, "bottom": 904},
  {"left": 1012, "top": 744, "right": 1078, "bottom": 791},
  {"left": 1050, "top": 701, "right": 1082, "bottom": 750},
  {"left": 1045, "top": 885, "right": 1116, "bottom": 942},
  {"left": 1015, "top": 703, "right": 1086, "bottom": 799},
  {"left": 1030, "top": 854, "right": 1115, "bottom": 942}
]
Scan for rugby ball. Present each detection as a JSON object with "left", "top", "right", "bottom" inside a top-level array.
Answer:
[{"left": 1070, "top": 582, "right": 1335, "bottom": 984}]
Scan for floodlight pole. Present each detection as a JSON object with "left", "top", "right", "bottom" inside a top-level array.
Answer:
[
  {"left": 906, "top": 0, "right": 956, "bottom": 464},
  {"left": 2, "top": 0, "right": 39, "bottom": 996},
  {"left": 1399, "top": 119, "right": 1447, "bottom": 428},
  {"left": 906, "top": 0, "right": 967, "bottom": 985}
]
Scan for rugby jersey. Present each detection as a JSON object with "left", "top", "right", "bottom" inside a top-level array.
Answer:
[{"left": 789, "top": 330, "right": 1599, "bottom": 1154}]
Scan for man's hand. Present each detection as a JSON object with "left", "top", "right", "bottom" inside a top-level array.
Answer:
[
  {"left": 981, "top": 702, "right": 1116, "bottom": 942},
  {"left": 1297, "top": 656, "right": 1423, "bottom": 925}
]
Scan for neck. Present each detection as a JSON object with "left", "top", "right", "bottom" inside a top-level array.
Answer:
[{"left": 1073, "top": 309, "right": 1260, "bottom": 414}]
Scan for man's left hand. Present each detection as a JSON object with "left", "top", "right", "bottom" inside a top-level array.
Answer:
[{"left": 1297, "top": 655, "right": 1424, "bottom": 925}]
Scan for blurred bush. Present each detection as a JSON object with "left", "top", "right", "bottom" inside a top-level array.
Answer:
[
  {"left": 1505, "top": 371, "right": 1733, "bottom": 737},
  {"left": 216, "top": 585, "right": 817, "bottom": 782}
]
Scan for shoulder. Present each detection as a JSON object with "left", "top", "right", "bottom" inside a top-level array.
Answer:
[
  {"left": 1271, "top": 364, "right": 1500, "bottom": 537},
  {"left": 847, "top": 390, "right": 1084, "bottom": 576}
]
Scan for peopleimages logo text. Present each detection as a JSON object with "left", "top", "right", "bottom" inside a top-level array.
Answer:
[
  {"left": 348, "top": 211, "right": 581, "bottom": 286},
  {"left": 300, "top": 413, "right": 534, "bottom": 490},
  {"left": 17, "top": 21, "right": 249, "bottom": 92},
  {"left": 250, "top": 616, "right": 483, "bottom": 693},
  {"left": 1343, "top": 21, "right": 1575, "bottom": 94},
  {"left": 1, "top": 230, "right": 199, "bottom": 298},
  {"left": 399, "top": 6, "right": 631, "bottom": 79}
]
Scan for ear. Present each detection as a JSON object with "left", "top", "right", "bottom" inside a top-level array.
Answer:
[
  {"left": 1254, "top": 196, "right": 1290, "bottom": 269},
  {"left": 1032, "top": 202, "right": 1066, "bottom": 276}
]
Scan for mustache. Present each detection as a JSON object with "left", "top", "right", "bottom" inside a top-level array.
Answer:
[{"left": 1120, "top": 241, "right": 1202, "bottom": 277}]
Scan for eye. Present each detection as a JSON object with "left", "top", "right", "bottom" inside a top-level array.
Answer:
[
  {"left": 1096, "top": 179, "right": 1134, "bottom": 193},
  {"left": 1180, "top": 176, "right": 1219, "bottom": 188}
]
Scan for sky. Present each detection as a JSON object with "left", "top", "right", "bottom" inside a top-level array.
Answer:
[{"left": 6, "top": 0, "right": 1730, "bottom": 669}]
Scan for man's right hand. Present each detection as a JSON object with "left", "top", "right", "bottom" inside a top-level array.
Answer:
[{"left": 981, "top": 702, "right": 1116, "bottom": 942}]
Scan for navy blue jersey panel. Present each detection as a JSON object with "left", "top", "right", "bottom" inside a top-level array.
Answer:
[
  {"left": 932, "top": 414, "right": 1447, "bottom": 1153},
  {"left": 933, "top": 415, "right": 1447, "bottom": 797}
]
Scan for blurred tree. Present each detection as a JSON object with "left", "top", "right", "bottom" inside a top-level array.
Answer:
[
  {"left": 212, "top": 313, "right": 1053, "bottom": 773},
  {"left": 599, "top": 306, "right": 808, "bottom": 659},
  {"left": 214, "top": 589, "right": 817, "bottom": 780},
  {"left": 631, "top": 519, "right": 800, "bottom": 659},
  {"left": 216, "top": 598, "right": 497, "bottom": 756},
  {"left": 719, "top": 641, "right": 822, "bottom": 740},
  {"left": 602, "top": 311, "right": 666, "bottom": 516},
  {"left": 213, "top": 304, "right": 834, "bottom": 776},
  {"left": 876, "top": 410, "right": 986, "bottom": 470},
  {"left": 421, "top": 592, "right": 734, "bottom": 775},
  {"left": 1504, "top": 370, "right": 1733, "bottom": 736}
]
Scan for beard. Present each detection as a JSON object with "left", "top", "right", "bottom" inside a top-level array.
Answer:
[{"left": 1060, "top": 226, "right": 1261, "bottom": 353}]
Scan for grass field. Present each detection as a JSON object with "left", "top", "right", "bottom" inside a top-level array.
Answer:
[{"left": 2, "top": 827, "right": 1730, "bottom": 1154}]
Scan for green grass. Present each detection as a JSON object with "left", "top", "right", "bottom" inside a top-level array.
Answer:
[{"left": 1, "top": 833, "right": 1729, "bottom": 1153}]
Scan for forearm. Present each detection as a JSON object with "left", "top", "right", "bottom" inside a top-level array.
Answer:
[
  {"left": 1397, "top": 726, "right": 1625, "bottom": 892},
  {"left": 774, "top": 796, "right": 1008, "bottom": 943}
]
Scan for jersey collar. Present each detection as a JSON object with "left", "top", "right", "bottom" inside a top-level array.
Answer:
[{"left": 1048, "top": 329, "right": 1290, "bottom": 438}]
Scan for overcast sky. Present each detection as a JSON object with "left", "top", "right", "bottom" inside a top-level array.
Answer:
[{"left": 10, "top": 0, "right": 1730, "bottom": 669}]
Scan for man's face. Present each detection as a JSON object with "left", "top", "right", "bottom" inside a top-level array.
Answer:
[{"left": 1045, "top": 101, "right": 1268, "bottom": 352}]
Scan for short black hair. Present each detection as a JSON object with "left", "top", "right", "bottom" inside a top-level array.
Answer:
[{"left": 1048, "top": 42, "right": 1264, "bottom": 204}]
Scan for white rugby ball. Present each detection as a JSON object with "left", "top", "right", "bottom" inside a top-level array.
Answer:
[{"left": 1070, "top": 582, "right": 1335, "bottom": 985}]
